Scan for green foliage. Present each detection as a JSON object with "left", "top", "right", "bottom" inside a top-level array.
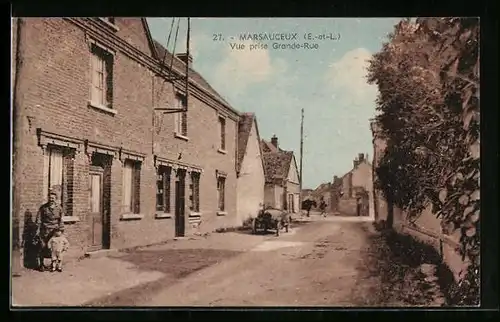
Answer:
[{"left": 368, "top": 18, "right": 480, "bottom": 305}]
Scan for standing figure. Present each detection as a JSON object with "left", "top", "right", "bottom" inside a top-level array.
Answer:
[
  {"left": 34, "top": 192, "right": 64, "bottom": 271},
  {"left": 319, "top": 199, "right": 328, "bottom": 218},
  {"left": 356, "top": 197, "right": 362, "bottom": 216},
  {"left": 305, "top": 199, "right": 313, "bottom": 217},
  {"left": 47, "top": 227, "right": 70, "bottom": 272}
]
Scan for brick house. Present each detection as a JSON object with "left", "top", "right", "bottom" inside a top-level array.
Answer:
[
  {"left": 332, "top": 153, "right": 374, "bottom": 217},
  {"left": 12, "top": 17, "right": 240, "bottom": 263},
  {"left": 261, "top": 136, "right": 300, "bottom": 213},
  {"left": 235, "top": 113, "right": 266, "bottom": 225}
]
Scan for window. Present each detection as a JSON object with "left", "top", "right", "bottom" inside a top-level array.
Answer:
[
  {"left": 104, "top": 17, "right": 115, "bottom": 24},
  {"left": 174, "top": 94, "right": 188, "bottom": 137},
  {"left": 156, "top": 166, "right": 171, "bottom": 213},
  {"left": 189, "top": 172, "right": 201, "bottom": 212},
  {"left": 218, "top": 116, "right": 226, "bottom": 151},
  {"left": 122, "top": 160, "right": 141, "bottom": 214},
  {"left": 90, "top": 44, "right": 113, "bottom": 109},
  {"left": 217, "top": 176, "right": 225, "bottom": 212},
  {"left": 43, "top": 145, "right": 75, "bottom": 215}
]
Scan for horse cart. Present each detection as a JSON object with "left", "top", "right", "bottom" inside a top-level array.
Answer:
[{"left": 252, "top": 207, "right": 291, "bottom": 236}]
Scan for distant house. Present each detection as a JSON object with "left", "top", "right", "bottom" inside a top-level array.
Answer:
[
  {"left": 310, "top": 182, "right": 333, "bottom": 211},
  {"left": 236, "top": 113, "right": 265, "bottom": 225},
  {"left": 301, "top": 188, "right": 314, "bottom": 201},
  {"left": 333, "top": 153, "right": 374, "bottom": 217},
  {"left": 261, "top": 135, "right": 300, "bottom": 213}
]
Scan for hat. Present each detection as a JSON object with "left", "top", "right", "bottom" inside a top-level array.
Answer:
[{"left": 56, "top": 226, "right": 65, "bottom": 232}]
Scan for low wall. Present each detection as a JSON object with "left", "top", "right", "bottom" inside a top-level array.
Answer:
[{"left": 376, "top": 198, "right": 470, "bottom": 283}]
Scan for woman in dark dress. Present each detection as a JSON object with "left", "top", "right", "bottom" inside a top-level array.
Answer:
[{"left": 34, "top": 192, "right": 64, "bottom": 271}]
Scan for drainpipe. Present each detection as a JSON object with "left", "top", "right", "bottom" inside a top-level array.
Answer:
[{"left": 12, "top": 17, "right": 25, "bottom": 276}]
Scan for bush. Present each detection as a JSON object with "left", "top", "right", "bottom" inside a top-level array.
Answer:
[{"left": 368, "top": 18, "right": 479, "bottom": 305}]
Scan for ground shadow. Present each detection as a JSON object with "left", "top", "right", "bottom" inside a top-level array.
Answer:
[
  {"left": 226, "top": 219, "right": 312, "bottom": 236},
  {"left": 354, "top": 223, "right": 455, "bottom": 306},
  {"left": 22, "top": 209, "right": 39, "bottom": 270},
  {"left": 84, "top": 248, "right": 242, "bottom": 306}
]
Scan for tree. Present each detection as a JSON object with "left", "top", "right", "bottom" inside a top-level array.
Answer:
[{"left": 368, "top": 18, "right": 480, "bottom": 305}]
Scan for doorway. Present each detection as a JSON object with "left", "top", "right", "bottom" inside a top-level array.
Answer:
[
  {"left": 88, "top": 153, "right": 111, "bottom": 251},
  {"left": 174, "top": 169, "right": 186, "bottom": 237}
]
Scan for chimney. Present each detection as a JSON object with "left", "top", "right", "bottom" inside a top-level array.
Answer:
[
  {"left": 271, "top": 135, "right": 278, "bottom": 148},
  {"left": 353, "top": 157, "right": 359, "bottom": 168},
  {"left": 175, "top": 53, "right": 193, "bottom": 67}
]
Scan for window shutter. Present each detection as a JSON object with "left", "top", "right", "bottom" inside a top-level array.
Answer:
[
  {"left": 43, "top": 150, "right": 50, "bottom": 203},
  {"left": 195, "top": 174, "right": 200, "bottom": 212},
  {"left": 63, "top": 151, "right": 75, "bottom": 217},
  {"left": 133, "top": 163, "right": 141, "bottom": 214},
  {"left": 181, "top": 111, "right": 187, "bottom": 136},
  {"left": 165, "top": 168, "right": 171, "bottom": 213},
  {"left": 122, "top": 162, "right": 132, "bottom": 213},
  {"left": 105, "top": 56, "right": 113, "bottom": 107},
  {"left": 220, "top": 118, "right": 226, "bottom": 150},
  {"left": 221, "top": 178, "right": 225, "bottom": 211}
]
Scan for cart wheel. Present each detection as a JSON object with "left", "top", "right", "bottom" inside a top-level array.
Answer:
[{"left": 252, "top": 218, "right": 257, "bottom": 234}]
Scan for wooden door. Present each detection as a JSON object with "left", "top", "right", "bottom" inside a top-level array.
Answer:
[
  {"left": 175, "top": 170, "right": 186, "bottom": 237},
  {"left": 89, "top": 170, "right": 104, "bottom": 249}
]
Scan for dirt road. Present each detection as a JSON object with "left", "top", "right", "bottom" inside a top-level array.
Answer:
[
  {"left": 137, "top": 217, "right": 380, "bottom": 306},
  {"left": 80, "top": 215, "right": 441, "bottom": 307}
]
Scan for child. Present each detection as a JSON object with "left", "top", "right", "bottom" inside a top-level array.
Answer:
[{"left": 47, "top": 227, "right": 70, "bottom": 272}]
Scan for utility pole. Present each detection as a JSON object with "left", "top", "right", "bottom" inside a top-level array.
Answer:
[
  {"left": 299, "top": 108, "right": 304, "bottom": 216},
  {"left": 185, "top": 17, "right": 190, "bottom": 108}
]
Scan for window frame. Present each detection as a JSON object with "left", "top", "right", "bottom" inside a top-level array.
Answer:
[
  {"left": 156, "top": 165, "right": 172, "bottom": 214},
  {"left": 43, "top": 145, "right": 75, "bottom": 217},
  {"left": 189, "top": 171, "right": 201, "bottom": 213},
  {"left": 218, "top": 115, "right": 227, "bottom": 153},
  {"left": 97, "top": 17, "right": 119, "bottom": 32},
  {"left": 174, "top": 94, "right": 188, "bottom": 140},
  {"left": 216, "top": 176, "right": 226, "bottom": 212},
  {"left": 122, "top": 159, "right": 141, "bottom": 214},
  {"left": 89, "top": 42, "right": 116, "bottom": 115}
]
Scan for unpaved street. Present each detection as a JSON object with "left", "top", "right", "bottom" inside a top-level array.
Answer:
[
  {"left": 87, "top": 216, "right": 398, "bottom": 307},
  {"left": 14, "top": 216, "right": 444, "bottom": 307}
]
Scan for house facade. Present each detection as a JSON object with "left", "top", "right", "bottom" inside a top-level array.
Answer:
[
  {"left": 332, "top": 153, "right": 374, "bottom": 217},
  {"left": 12, "top": 17, "right": 240, "bottom": 262},
  {"left": 310, "top": 183, "right": 332, "bottom": 211},
  {"left": 261, "top": 136, "right": 300, "bottom": 213},
  {"left": 236, "top": 113, "right": 266, "bottom": 225}
]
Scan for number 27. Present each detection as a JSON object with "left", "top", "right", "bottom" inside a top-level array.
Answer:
[{"left": 213, "top": 33, "right": 223, "bottom": 41}]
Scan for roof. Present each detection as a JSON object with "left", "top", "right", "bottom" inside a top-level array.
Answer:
[
  {"left": 260, "top": 140, "right": 295, "bottom": 182},
  {"left": 237, "top": 113, "right": 265, "bottom": 176},
  {"left": 152, "top": 39, "right": 232, "bottom": 108},
  {"left": 335, "top": 159, "right": 372, "bottom": 185}
]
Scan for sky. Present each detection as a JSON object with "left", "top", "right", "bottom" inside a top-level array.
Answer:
[{"left": 147, "top": 18, "right": 401, "bottom": 189}]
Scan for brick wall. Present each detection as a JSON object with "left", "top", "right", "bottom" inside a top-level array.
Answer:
[
  {"left": 152, "top": 73, "right": 239, "bottom": 233},
  {"left": 13, "top": 18, "right": 240, "bottom": 262}
]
